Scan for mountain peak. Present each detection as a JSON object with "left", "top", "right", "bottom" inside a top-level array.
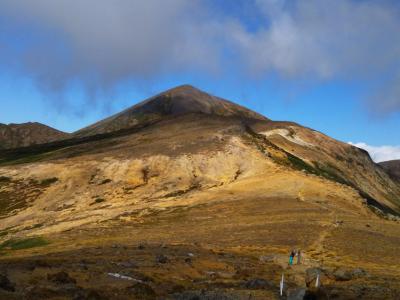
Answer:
[{"left": 75, "top": 85, "right": 268, "bottom": 137}]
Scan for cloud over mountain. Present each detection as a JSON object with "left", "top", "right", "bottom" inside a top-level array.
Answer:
[
  {"left": 0, "top": 0, "right": 399, "bottom": 113},
  {"left": 349, "top": 142, "right": 400, "bottom": 163}
]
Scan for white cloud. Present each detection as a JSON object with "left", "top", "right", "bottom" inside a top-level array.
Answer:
[
  {"left": 348, "top": 142, "right": 400, "bottom": 163},
  {"left": 0, "top": 0, "right": 400, "bottom": 114}
]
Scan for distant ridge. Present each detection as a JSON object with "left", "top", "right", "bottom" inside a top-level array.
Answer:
[
  {"left": 379, "top": 160, "right": 400, "bottom": 182},
  {"left": 0, "top": 122, "right": 69, "bottom": 149},
  {"left": 74, "top": 85, "right": 268, "bottom": 137}
]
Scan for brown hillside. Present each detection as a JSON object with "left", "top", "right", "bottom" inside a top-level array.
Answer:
[
  {"left": 379, "top": 159, "right": 400, "bottom": 182},
  {"left": 0, "top": 122, "right": 69, "bottom": 149},
  {"left": 0, "top": 86, "right": 399, "bottom": 299}
]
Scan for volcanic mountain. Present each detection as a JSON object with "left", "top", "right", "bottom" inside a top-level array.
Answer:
[
  {"left": 0, "top": 85, "right": 400, "bottom": 299},
  {"left": 74, "top": 85, "right": 267, "bottom": 137},
  {"left": 0, "top": 122, "right": 69, "bottom": 149}
]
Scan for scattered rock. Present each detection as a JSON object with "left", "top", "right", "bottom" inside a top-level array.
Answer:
[
  {"left": 351, "top": 268, "right": 367, "bottom": 278},
  {"left": 244, "top": 278, "right": 273, "bottom": 289},
  {"left": 156, "top": 254, "right": 169, "bottom": 264},
  {"left": 73, "top": 289, "right": 105, "bottom": 300},
  {"left": 184, "top": 257, "right": 192, "bottom": 264},
  {"left": 0, "top": 274, "right": 15, "bottom": 292},
  {"left": 304, "top": 287, "right": 329, "bottom": 300},
  {"left": 172, "top": 290, "right": 242, "bottom": 300},
  {"left": 286, "top": 287, "right": 306, "bottom": 300},
  {"left": 259, "top": 255, "right": 275, "bottom": 263},
  {"left": 117, "top": 260, "right": 137, "bottom": 268},
  {"left": 47, "top": 271, "right": 77, "bottom": 285},
  {"left": 34, "top": 260, "right": 51, "bottom": 268},
  {"left": 333, "top": 268, "right": 352, "bottom": 281},
  {"left": 126, "top": 282, "right": 156, "bottom": 299}
]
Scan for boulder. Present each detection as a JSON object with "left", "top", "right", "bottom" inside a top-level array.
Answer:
[
  {"left": 47, "top": 271, "right": 77, "bottom": 285},
  {"left": 333, "top": 268, "right": 352, "bottom": 281},
  {"left": 286, "top": 287, "right": 306, "bottom": 300},
  {"left": 126, "top": 282, "right": 156, "bottom": 299},
  {"left": 0, "top": 274, "right": 15, "bottom": 292},
  {"left": 244, "top": 278, "right": 273, "bottom": 289},
  {"left": 156, "top": 254, "right": 169, "bottom": 264},
  {"left": 351, "top": 268, "right": 367, "bottom": 278}
]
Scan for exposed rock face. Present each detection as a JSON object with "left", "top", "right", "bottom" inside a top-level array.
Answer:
[
  {"left": 379, "top": 160, "right": 400, "bottom": 182},
  {"left": 0, "top": 122, "right": 69, "bottom": 149}
]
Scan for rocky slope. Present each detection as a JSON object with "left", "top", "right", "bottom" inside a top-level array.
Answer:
[
  {"left": 379, "top": 160, "right": 400, "bottom": 182},
  {"left": 74, "top": 85, "right": 267, "bottom": 137},
  {"left": 0, "top": 85, "right": 399, "bottom": 299},
  {"left": 0, "top": 122, "right": 69, "bottom": 149}
]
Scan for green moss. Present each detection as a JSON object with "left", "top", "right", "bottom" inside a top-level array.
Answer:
[
  {"left": 286, "top": 154, "right": 316, "bottom": 174},
  {"left": 0, "top": 237, "right": 49, "bottom": 250}
]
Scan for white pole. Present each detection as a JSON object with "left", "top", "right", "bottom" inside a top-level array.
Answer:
[
  {"left": 280, "top": 273, "right": 284, "bottom": 296},
  {"left": 315, "top": 273, "right": 320, "bottom": 288}
]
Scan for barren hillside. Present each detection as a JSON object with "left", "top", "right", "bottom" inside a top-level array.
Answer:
[
  {"left": 379, "top": 160, "right": 400, "bottom": 182},
  {"left": 0, "top": 86, "right": 399, "bottom": 299},
  {"left": 0, "top": 122, "right": 69, "bottom": 149}
]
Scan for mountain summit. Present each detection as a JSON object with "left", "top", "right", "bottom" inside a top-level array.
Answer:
[{"left": 74, "top": 85, "right": 267, "bottom": 137}]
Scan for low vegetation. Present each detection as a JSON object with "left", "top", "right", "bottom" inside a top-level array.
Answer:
[{"left": 0, "top": 237, "right": 49, "bottom": 251}]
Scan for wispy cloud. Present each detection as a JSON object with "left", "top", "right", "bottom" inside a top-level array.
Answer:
[{"left": 348, "top": 142, "right": 400, "bottom": 163}]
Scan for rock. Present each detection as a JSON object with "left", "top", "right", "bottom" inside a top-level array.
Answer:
[
  {"left": 0, "top": 274, "right": 15, "bottom": 292},
  {"left": 172, "top": 290, "right": 242, "bottom": 299},
  {"left": 286, "top": 287, "right": 306, "bottom": 300},
  {"left": 304, "top": 288, "right": 329, "bottom": 300},
  {"left": 351, "top": 268, "right": 367, "bottom": 278},
  {"left": 156, "top": 254, "right": 169, "bottom": 264},
  {"left": 259, "top": 255, "right": 275, "bottom": 263},
  {"left": 333, "top": 268, "right": 352, "bottom": 281},
  {"left": 47, "top": 271, "right": 77, "bottom": 285},
  {"left": 118, "top": 260, "right": 137, "bottom": 268},
  {"left": 72, "top": 289, "right": 105, "bottom": 300},
  {"left": 244, "top": 278, "right": 273, "bottom": 289},
  {"left": 184, "top": 257, "right": 192, "bottom": 264},
  {"left": 138, "top": 244, "right": 145, "bottom": 250},
  {"left": 126, "top": 282, "right": 156, "bottom": 299},
  {"left": 34, "top": 260, "right": 51, "bottom": 268}
]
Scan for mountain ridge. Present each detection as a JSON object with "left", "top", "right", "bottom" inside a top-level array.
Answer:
[{"left": 0, "top": 122, "right": 69, "bottom": 149}]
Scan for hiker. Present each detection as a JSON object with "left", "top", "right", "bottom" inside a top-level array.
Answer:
[
  {"left": 297, "top": 249, "right": 301, "bottom": 265},
  {"left": 289, "top": 250, "right": 295, "bottom": 265}
]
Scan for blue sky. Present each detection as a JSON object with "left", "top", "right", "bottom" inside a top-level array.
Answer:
[{"left": 0, "top": 0, "right": 400, "bottom": 161}]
